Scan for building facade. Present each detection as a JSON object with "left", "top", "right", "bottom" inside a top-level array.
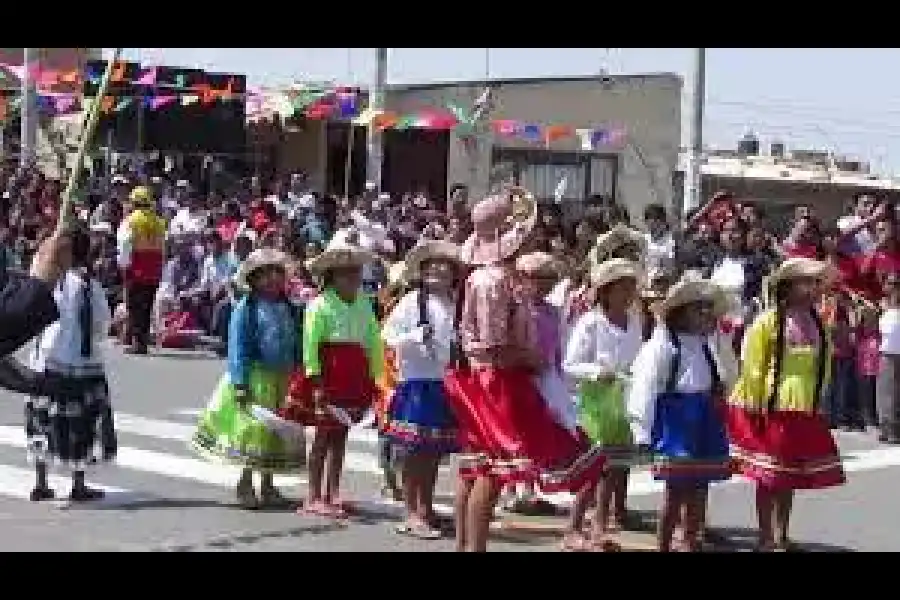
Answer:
[{"left": 260, "top": 73, "right": 682, "bottom": 218}]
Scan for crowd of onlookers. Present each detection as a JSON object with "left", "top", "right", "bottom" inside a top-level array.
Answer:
[{"left": 4, "top": 158, "right": 900, "bottom": 440}]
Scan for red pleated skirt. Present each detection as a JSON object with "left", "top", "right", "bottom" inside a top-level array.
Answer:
[
  {"left": 726, "top": 405, "right": 845, "bottom": 491},
  {"left": 444, "top": 366, "right": 605, "bottom": 492},
  {"left": 284, "top": 342, "right": 377, "bottom": 429}
]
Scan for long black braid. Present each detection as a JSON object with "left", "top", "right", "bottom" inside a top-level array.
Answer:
[{"left": 767, "top": 282, "right": 828, "bottom": 412}]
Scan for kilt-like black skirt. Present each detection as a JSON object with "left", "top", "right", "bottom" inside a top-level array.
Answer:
[{"left": 25, "top": 369, "right": 118, "bottom": 471}]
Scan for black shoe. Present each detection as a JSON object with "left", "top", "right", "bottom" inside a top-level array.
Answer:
[
  {"left": 29, "top": 487, "right": 55, "bottom": 502},
  {"left": 69, "top": 486, "right": 105, "bottom": 502}
]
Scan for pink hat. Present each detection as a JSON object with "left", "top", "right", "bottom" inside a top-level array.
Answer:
[{"left": 460, "top": 186, "right": 537, "bottom": 266}]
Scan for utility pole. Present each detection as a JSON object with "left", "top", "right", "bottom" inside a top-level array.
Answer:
[
  {"left": 20, "top": 47, "right": 38, "bottom": 167},
  {"left": 684, "top": 48, "right": 706, "bottom": 216},
  {"left": 366, "top": 47, "right": 388, "bottom": 191}
]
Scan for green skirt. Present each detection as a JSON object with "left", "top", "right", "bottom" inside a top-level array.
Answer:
[
  {"left": 577, "top": 379, "right": 641, "bottom": 467},
  {"left": 191, "top": 364, "right": 306, "bottom": 473}
]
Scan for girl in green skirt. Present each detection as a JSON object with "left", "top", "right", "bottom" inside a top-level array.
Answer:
[
  {"left": 192, "top": 248, "right": 305, "bottom": 509},
  {"left": 562, "top": 258, "right": 645, "bottom": 551}
]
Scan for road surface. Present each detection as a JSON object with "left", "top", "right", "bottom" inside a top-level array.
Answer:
[{"left": 0, "top": 345, "right": 896, "bottom": 552}]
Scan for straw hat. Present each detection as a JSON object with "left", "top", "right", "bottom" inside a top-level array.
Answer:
[
  {"left": 653, "top": 271, "right": 730, "bottom": 318},
  {"left": 768, "top": 257, "right": 834, "bottom": 288},
  {"left": 305, "top": 228, "right": 379, "bottom": 275},
  {"left": 387, "top": 261, "right": 408, "bottom": 290},
  {"left": 460, "top": 186, "right": 538, "bottom": 266},
  {"left": 587, "top": 224, "right": 647, "bottom": 265},
  {"left": 129, "top": 186, "right": 154, "bottom": 208},
  {"left": 515, "top": 251, "right": 560, "bottom": 279},
  {"left": 400, "top": 240, "right": 462, "bottom": 283},
  {"left": 590, "top": 258, "right": 642, "bottom": 289},
  {"left": 235, "top": 248, "right": 290, "bottom": 291}
]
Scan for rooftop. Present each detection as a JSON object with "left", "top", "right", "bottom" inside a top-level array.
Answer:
[{"left": 386, "top": 72, "right": 683, "bottom": 94}]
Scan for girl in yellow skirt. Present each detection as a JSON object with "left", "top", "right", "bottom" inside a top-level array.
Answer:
[{"left": 726, "top": 257, "right": 844, "bottom": 552}]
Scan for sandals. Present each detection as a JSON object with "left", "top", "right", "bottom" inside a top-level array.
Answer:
[
  {"left": 395, "top": 521, "right": 442, "bottom": 540},
  {"left": 589, "top": 536, "right": 623, "bottom": 552},
  {"left": 299, "top": 500, "right": 331, "bottom": 517}
]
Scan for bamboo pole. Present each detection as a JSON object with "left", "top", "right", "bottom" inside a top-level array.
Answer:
[{"left": 56, "top": 47, "right": 123, "bottom": 231}]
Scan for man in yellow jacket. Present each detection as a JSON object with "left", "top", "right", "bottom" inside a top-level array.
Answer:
[{"left": 117, "top": 186, "right": 166, "bottom": 354}]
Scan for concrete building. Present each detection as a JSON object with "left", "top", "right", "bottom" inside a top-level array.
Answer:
[
  {"left": 675, "top": 136, "right": 900, "bottom": 230},
  {"left": 256, "top": 73, "right": 683, "bottom": 219}
]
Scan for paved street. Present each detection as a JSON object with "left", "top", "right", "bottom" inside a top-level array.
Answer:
[{"left": 0, "top": 344, "right": 897, "bottom": 551}]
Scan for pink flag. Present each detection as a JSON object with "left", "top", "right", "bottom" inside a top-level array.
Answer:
[
  {"left": 149, "top": 95, "right": 177, "bottom": 110},
  {"left": 135, "top": 67, "right": 158, "bottom": 86},
  {"left": 53, "top": 95, "right": 76, "bottom": 113}
]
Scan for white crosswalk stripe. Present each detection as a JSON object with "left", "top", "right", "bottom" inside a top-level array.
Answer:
[{"left": 0, "top": 411, "right": 894, "bottom": 513}]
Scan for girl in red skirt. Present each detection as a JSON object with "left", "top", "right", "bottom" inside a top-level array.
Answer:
[
  {"left": 445, "top": 187, "right": 605, "bottom": 552},
  {"left": 727, "top": 257, "right": 844, "bottom": 552},
  {"left": 283, "top": 231, "right": 384, "bottom": 519}
]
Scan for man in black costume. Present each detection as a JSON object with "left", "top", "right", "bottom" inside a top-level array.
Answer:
[{"left": 0, "top": 233, "right": 68, "bottom": 395}]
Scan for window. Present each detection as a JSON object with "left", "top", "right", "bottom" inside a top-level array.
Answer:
[{"left": 491, "top": 147, "right": 617, "bottom": 203}]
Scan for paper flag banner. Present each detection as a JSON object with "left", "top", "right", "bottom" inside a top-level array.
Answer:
[
  {"left": 58, "top": 70, "right": 81, "bottom": 85},
  {"left": 351, "top": 108, "right": 380, "bottom": 126},
  {"left": 53, "top": 95, "right": 76, "bottom": 113},
  {"left": 491, "top": 120, "right": 519, "bottom": 136},
  {"left": 101, "top": 96, "right": 116, "bottom": 113},
  {"left": 111, "top": 62, "right": 127, "bottom": 83},
  {"left": 520, "top": 124, "right": 543, "bottom": 142},
  {"left": 115, "top": 98, "right": 131, "bottom": 111},
  {"left": 544, "top": 124, "right": 573, "bottom": 144},
  {"left": 175, "top": 74, "right": 187, "bottom": 88},
  {"left": 181, "top": 94, "right": 200, "bottom": 106},
  {"left": 575, "top": 128, "right": 594, "bottom": 151}
]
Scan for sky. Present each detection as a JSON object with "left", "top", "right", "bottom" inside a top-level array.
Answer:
[{"left": 111, "top": 48, "right": 900, "bottom": 174}]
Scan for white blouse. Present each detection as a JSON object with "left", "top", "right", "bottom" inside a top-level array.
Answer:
[
  {"left": 626, "top": 327, "right": 721, "bottom": 445},
  {"left": 563, "top": 308, "right": 643, "bottom": 382},
  {"left": 32, "top": 270, "right": 111, "bottom": 374},
  {"left": 382, "top": 290, "right": 456, "bottom": 381}
]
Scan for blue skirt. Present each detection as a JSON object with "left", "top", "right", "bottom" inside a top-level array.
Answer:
[
  {"left": 650, "top": 391, "right": 732, "bottom": 484},
  {"left": 384, "top": 379, "right": 459, "bottom": 455}
]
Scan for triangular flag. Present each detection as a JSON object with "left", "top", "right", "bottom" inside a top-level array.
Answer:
[
  {"left": 149, "top": 95, "right": 177, "bottom": 110},
  {"left": 351, "top": 108, "right": 379, "bottom": 126},
  {"left": 575, "top": 128, "right": 594, "bottom": 151},
  {"left": 175, "top": 73, "right": 187, "bottom": 88},
  {"left": 181, "top": 94, "right": 200, "bottom": 106},
  {"left": 115, "top": 98, "right": 131, "bottom": 112},
  {"left": 101, "top": 96, "right": 116, "bottom": 113},
  {"left": 59, "top": 70, "right": 81, "bottom": 85}
]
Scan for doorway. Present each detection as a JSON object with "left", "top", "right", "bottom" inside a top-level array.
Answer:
[{"left": 325, "top": 122, "right": 367, "bottom": 198}]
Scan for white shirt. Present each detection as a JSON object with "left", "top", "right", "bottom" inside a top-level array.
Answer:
[
  {"left": 837, "top": 214, "right": 875, "bottom": 254},
  {"left": 644, "top": 231, "right": 676, "bottom": 280},
  {"left": 881, "top": 308, "right": 900, "bottom": 355},
  {"left": 199, "top": 253, "right": 235, "bottom": 294},
  {"left": 169, "top": 208, "right": 208, "bottom": 238},
  {"left": 563, "top": 308, "right": 643, "bottom": 382},
  {"left": 382, "top": 290, "right": 456, "bottom": 381},
  {"left": 626, "top": 328, "right": 720, "bottom": 445},
  {"left": 32, "top": 271, "right": 110, "bottom": 373}
]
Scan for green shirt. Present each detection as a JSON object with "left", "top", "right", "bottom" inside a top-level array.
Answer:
[{"left": 303, "top": 288, "right": 384, "bottom": 380}]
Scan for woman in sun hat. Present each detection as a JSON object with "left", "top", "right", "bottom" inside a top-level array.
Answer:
[
  {"left": 382, "top": 240, "right": 463, "bottom": 539},
  {"left": 627, "top": 271, "right": 733, "bottom": 552},
  {"left": 191, "top": 248, "right": 304, "bottom": 509},
  {"left": 726, "top": 257, "right": 843, "bottom": 552},
  {"left": 445, "top": 186, "right": 605, "bottom": 552},
  {"left": 282, "top": 229, "right": 384, "bottom": 520},
  {"left": 563, "top": 258, "right": 645, "bottom": 552},
  {"left": 586, "top": 223, "right": 648, "bottom": 267}
]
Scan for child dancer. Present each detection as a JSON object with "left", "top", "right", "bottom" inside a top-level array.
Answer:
[
  {"left": 627, "top": 272, "right": 733, "bottom": 552},
  {"left": 563, "top": 258, "right": 644, "bottom": 551},
  {"left": 503, "top": 252, "right": 574, "bottom": 517},
  {"left": 854, "top": 306, "right": 880, "bottom": 431},
  {"left": 27, "top": 225, "right": 117, "bottom": 502},
  {"left": 445, "top": 187, "right": 605, "bottom": 552},
  {"left": 284, "top": 231, "right": 383, "bottom": 519},
  {"left": 727, "top": 257, "right": 844, "bottom": 551},
  {"left": 192, "top": 248, "right": 303, "bottom": 508},
  {"left": 382, "top": 241, "right": 462, "bottom": 538}
]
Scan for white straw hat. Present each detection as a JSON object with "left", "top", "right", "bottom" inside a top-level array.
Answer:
[
  {"left": 400, "top": 240, "right": 462, "bottom": 283},
  {"left": 654, "top": 271, "right": 730, "bottom": 318},
  {"left": 234, "top": 248, "right": 290, "bottom": 291},
  {"left": 305, "top": 228, "right": 379, "bottom": 275},
  {"left": 587, "top": 224, "right": 647, "bottom": 265},
  {"left": 590, "top": 258, "right": 642, "bottom": 289}
]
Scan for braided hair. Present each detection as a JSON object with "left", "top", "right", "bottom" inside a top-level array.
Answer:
[{"left": 768, "top": 281, "right": 828, "bottom": 412}]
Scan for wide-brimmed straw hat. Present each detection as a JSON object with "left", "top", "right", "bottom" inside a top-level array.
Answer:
[
  {"left": 235, "top": 248, "right": 290, "bottom": 291},
  {"left": 515, "top": 251, "right": 560, "bottom": 279},
  {"left": 305, "top": 228, "right": 379, "bottom": 275},
  {"left": 400, "top": 240, "right": 462, "bottom": 283},
  {"left": 590, "top": 258, "right": 642, "bottom": 289},
  {"left": 587, "top": 224, "right": 647, "bottom": 265},
  {"left": 768, "top": 257, "right": 834, "bottom": 288},
  {"left": 460, "top": 186, "right": 538, "bottom": 266},
  {"left": 653, "top": 271, "right": 730, "bottom": 318}
]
